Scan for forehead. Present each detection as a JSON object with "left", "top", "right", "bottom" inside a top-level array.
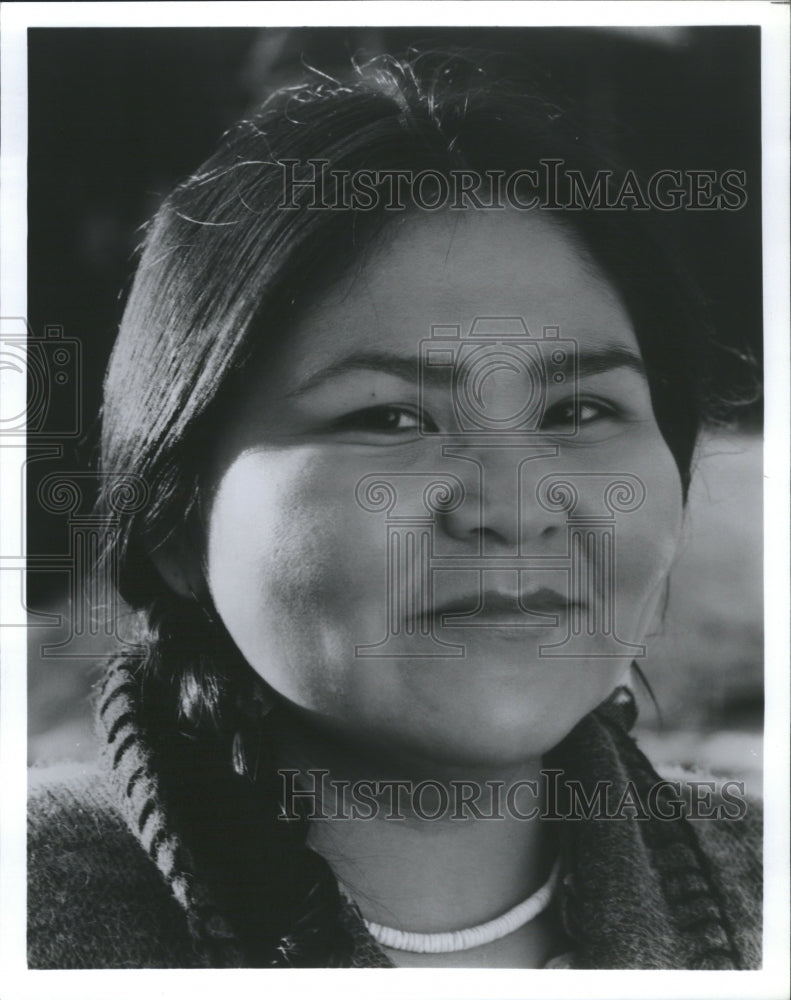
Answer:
[{"left": 286, "top": 209, "right": 637, "bottom": 365}]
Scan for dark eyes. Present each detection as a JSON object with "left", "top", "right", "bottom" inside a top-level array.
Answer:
[
  {"left": 330, "top": 399, "right": 617, "bottom": 438},
  {"left": 539, "top": 398, "right": 618, "bottom": 430},
  {"left": 330, "top": 405, "right": 438, "bottom": 435}
]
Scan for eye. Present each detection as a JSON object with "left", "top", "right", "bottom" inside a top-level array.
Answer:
[
  {"left": 331, "top": 404, "right": 438, "bottom": 436},
  {"left": 539, "top": 397, "right": 618, "bottom": 431}
]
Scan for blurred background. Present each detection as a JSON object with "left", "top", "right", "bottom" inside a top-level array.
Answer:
[{"left": 26, "top": 26, "right": 763, "bottom": 791}]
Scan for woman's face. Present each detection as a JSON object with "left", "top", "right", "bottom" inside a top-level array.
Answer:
[{"left": 203, "top": 210, "right": 683, "bottom": 770}]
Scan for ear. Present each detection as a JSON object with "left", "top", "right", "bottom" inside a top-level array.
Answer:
[{"left": 148, "top": 533, "right": 206, "bottom": 600}]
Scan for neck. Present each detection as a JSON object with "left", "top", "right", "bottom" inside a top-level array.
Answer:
[{"left": 269, "top": 709, "right": 555, "bottom": 948}]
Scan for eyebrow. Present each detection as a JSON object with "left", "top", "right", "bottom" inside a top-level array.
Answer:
[
  {"left": 575, "top": 345, "right": 646, "bottom": 381},
  {"left": 288, "top": 343, "right": 646, "bottom": 396},
  {"left": 289, "top": 351, "right": 419, "bottom": 396}
]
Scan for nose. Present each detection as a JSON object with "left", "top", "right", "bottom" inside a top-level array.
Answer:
[{"left": 436, "top": 442, "right": 561, "bottom": 553}]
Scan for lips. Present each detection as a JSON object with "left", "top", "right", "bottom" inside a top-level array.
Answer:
[{"left": 412, "top": 586, "right": 576, "bottom": 629}]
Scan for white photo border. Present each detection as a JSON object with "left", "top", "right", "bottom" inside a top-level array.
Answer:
[{"left": 1, "top": 3, "right": 788, "bottom": 999}]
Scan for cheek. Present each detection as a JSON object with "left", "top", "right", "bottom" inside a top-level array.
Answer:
[
  {"left": 608, "top": 434, "right": 684, "bottom": 619},
  {"left": 205, "top": 449, "right": 383, "bottom": 705}
]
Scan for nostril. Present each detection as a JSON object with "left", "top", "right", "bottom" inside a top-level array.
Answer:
[{"left": 470, "top": 524, "right": 511, "bottom": 549}]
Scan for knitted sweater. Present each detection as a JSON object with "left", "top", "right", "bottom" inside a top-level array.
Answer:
[{"left": 28, "top": 667, "right": 762, "bottom": 969}]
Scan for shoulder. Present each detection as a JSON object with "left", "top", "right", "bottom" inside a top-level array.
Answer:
[
  {"left": 28, "top": 761, "right": 204, "bottom": 968},
  {"left": 668, "top": 767, "right": 763, "bottom": 969},
  {"left": 691, "top": 799, "right": 762, "bottom": 968},
  {"left": 655, "top": 762, "right": 762, "bottom": 872}
]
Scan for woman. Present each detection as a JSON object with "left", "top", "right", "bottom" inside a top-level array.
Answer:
[{"left": 28, "top": 50, "right": 761, "bottom": 969}]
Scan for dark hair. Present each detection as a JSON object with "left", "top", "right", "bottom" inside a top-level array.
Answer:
[{"left": 99, "top": 50, "right": 717, "bottom": 965}]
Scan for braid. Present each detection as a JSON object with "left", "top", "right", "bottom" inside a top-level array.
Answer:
[
  {"left": 98, "top": 599, "right": 356, "bottom": 966},
  {"left": 97, "top": 657, "right": 245, "bottom": 966}
]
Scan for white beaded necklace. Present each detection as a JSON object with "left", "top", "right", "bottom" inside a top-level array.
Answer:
[{"left": 360, "top": 858, "right": 561, "bottom": 955}]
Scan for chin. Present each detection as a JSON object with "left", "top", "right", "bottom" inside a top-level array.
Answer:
[
  {"left": 387, "top": 724, "right": 574, "bottom": 775},
  {"left": 370, "top": 692, "right": 604, "bottom": 774}
]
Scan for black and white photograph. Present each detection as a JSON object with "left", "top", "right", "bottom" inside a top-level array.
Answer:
[{"left": 1, "top": 3, "right": 788, "bottom": 997}]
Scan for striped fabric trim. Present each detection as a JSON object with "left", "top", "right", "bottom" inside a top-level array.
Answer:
[{"left": 96, "top": 658, "right": 245, "bottom": 965}]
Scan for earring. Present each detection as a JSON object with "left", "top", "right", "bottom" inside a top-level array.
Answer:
[{"left": 231, "top": 680, "right": 276, "bottom": 781}]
